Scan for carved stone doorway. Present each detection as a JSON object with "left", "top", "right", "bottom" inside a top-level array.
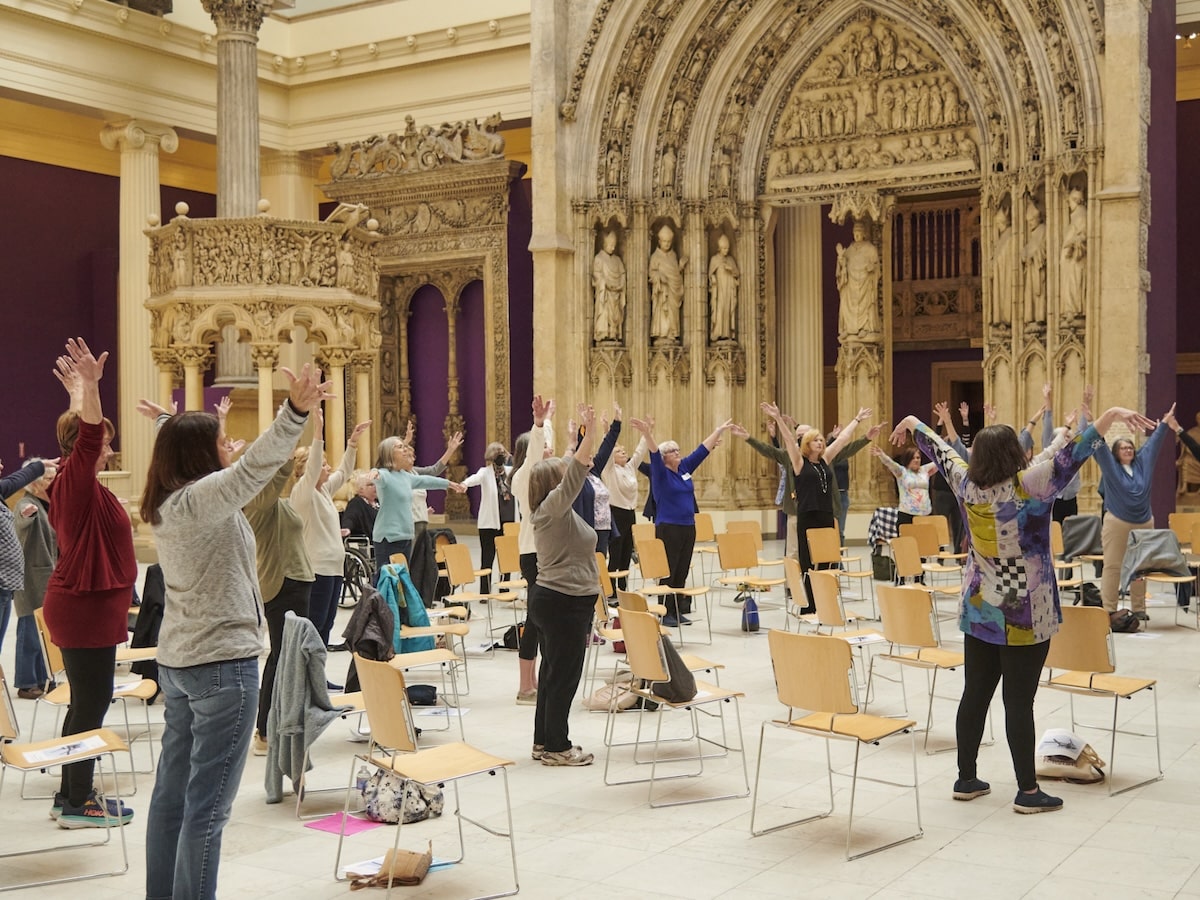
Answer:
[{"left": 932, "top": 361, "right": 984, "bottom": 437}]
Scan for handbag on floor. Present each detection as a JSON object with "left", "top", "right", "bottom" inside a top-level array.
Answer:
[
  {"left": 350, "top": 841, "right": 433, "bottom": 889},
  {"left": 1036, "top": 744, "right": 1106, "bottom": 784}
]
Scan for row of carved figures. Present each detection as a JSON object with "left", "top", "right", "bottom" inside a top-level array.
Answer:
[{"left": 772, "top": 131, "right": 976, "bottom": 178}]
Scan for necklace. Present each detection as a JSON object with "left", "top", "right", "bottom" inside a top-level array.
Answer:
[{"left": 812, "top": 458, "right": 829, "bottom": 494}]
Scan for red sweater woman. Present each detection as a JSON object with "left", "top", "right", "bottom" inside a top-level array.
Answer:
[{"left": 42, "top": 339, "right": 137, "bottom": 828}]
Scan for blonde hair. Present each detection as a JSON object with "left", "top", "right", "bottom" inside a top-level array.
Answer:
[
  {"left": 527, "top": 458, "right": 566, "bottom": 514},
  {"left": 292, "top": 446, "right": 311, "bottom": 478},
  {"left": 798, "top": 428, "right": 822, "bottom": 458}
]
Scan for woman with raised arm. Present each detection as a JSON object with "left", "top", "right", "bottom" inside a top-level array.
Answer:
[
  {"left": 289, "top": 406, "right": 371, "bottom": 648},
  {"left": 43, "top": 339, "right": 137, "bottom": 829},
  {"left": 629, "top": 415, "right": 736, "bottom": 628},
  {"left": 140, "top": 363, "right": 332, "bottom": 900},
  {"left": 869, "top": 443, "right": 938, "bottom": 526},
  {"left": 1092, "top": 403, "right": 1175, "bottom": 620},
  {"left": 761, "top": 402, "right": 871, "bottom": 614},
  {"left": 890, "top": 403, "right": 1153, "bottom": 815},
  {"left": 462, "top": 440, "right": 516, "bottom": 594},
  {"left": 511, "top": 395, "right": 553, "bottom": 705},
  {"left": 527, "top": 403, "right": 600, "bottom": 766}
]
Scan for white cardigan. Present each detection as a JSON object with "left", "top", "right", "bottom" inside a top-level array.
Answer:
[
  {"left": 463, "top": 462, "right": 514, "bottom": 530},
  {"left": 601, "top": 435, "right": 646, "bottom": 511},
  {"left": 512, "top": 419, "right": 553, "bottom": 556},
  {"left": 290, "top": 435, "right": 356, "bottom": 576}
]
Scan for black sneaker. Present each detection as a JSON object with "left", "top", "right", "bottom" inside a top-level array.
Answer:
[
  {"left": 1013, "top": 787, "right": 1063, "bottom": 814},
  {"left": 952, "top": 778, "right": 991, "bottom": 800},
  {"left": 1133, "top": 611, "right": 1150, "bottom": 622}
]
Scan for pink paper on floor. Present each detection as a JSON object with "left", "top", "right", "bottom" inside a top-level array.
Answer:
[{"left": 304, "top": 812, "right": 382, "bottom": 835}]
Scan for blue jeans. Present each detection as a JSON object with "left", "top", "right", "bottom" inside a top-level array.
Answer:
[
  {"left": 14, "top": 614, "right": 47, "bottom": 690},
  {"left": 373, "top": 538, "right": 411, "bottom": 585},
  {"left": 308, "top": 573, "right": 343, "bottom": 646},
  {"left": 0, "top": 589, "right": 11, "bottom": 653},
  {"left": 146, "top": 658, "right": 258, "bottom": 900}
]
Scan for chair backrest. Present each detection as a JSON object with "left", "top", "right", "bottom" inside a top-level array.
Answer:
[
  {"left": 1169, "top": 512, "right": 1200, "bottom": 546},
  {"left": 495, "top": 534, "right": 521, "bottom": 577},
  {"left": 353, "top": 654, "right": 417, "bottom": 752},
  {"left": 616, "top": 590, "right": 650, "bottom": 613},
  {"left": 915, "top": 514, "right": 953, "bottom": 549},
  {"left": 898, "top": 522, "right": 941, "bottom": 558},
  {"left": 806, "top": 527, "right": 843, "bottom": 566},
  {"left": 889, "top": 535, "right": 925, "bottom": 581},
  {"left": 442, "top": 542, "right": 478, "bottom": 589},
  {"left": 767, "top": 629, "right": 857, "bottom": 715},
  {"left": 619, "top": 608, "right": 669, "bottom": 683},
  {"left": 389, "top": 552, "right": 408, "bottom": 566},
  {"left": 596, "top": 552, "right": 615, "bottom": 597},
  {"left": 783, "top": 557, "right": 806, "bottom": 603},
  {"left": 876, "top": 584, "right": 937, "bottom": 649},
  {"left": 631, "top": 522, "right": 657, "bottom": 545},
  {"left": 32, "top": 608, "right": 65, "bottom": 679},
  {"left": 694, "top": 512, "right": 716, "bottom": 543},
  {"left": 0, "top": 665, "right": 19, "bottom": 743},
  {"left": 502, "top": 521, "right": 520, "bottom": 538},
  {"left": 594, "top": 595, "right": 613, "bottom": 629},
  {"left": 1045, "top": 606, "right": 1115, "bottom": 674},
  {"left": 635, "top": 537, "right": 670, "bottom": 581},
  {"left": 726, "top": 519, "right": 763, "bottom": 550},
  {"left": 807, "top": 570, "right": 847, "bottom": 627},
  {"left": 1050, "top": 520, "right": 1066, "bottom": 557},
  {"left": 433, "top": 532, "right": 453, "bottom": 563},
  {"left": 716, "top": 530, "right": 760, "bottom": 571},
  {"left": 1192, "top": 522, "right": 1200, "bottom": 558}
]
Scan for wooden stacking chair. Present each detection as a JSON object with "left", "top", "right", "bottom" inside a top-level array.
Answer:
[
  {"left": 749, "top": 630, "right": 922, "bottom": 860},
  {"left": 601, "top": 609, "right": 748, "bottom": 808},
  {"left": 913, "top": 514, "right": 968, "bottom": 563},
  {"left": 635, "top": 536, "right": 713, "bottom": 644},
  {"left": 898, "top": 523, "right": 962, "bottom": 584},
  {"left": 727, "top": 519, "right": 786, "bottom": 570},
  {"left": 335, "top": 656, "right": 517, "bottom": 899},
  {"left": 0, "top": 665, "right": 132, "bottom": 891},
  {"left": 889, "top": 535, "right": 961, "bottom": 625},
  {"left": 690, "top": 512, "right": 720, "bottom": 583},
  {"left": 807, "top": 526, "right": 876, "bottom": 616},
  {"left": 1043, "top": 606, "right": 1162, "bottom": 796},
  {"left": 714, "top": 531, "right": 786, "bottom": 623}
]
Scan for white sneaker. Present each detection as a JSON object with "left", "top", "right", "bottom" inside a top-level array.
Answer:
[
  {"left": 540, "top": 745, "right": 594, "bottom": 767},
  {"left": 252, "top": 732, "right": 268, "bottom": 756}
]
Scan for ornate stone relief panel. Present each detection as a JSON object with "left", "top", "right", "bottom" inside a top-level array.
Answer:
[{"left": 328, "top": 114, "right": 507, "bottom": 180}]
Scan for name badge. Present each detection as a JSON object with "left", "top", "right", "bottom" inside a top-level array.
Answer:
[{"left": 681, "top": 473, "right": 692, "bottom": 481}]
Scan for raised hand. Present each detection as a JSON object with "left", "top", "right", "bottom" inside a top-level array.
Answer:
[
  {"left": 853, "top": 407, "right": 872, "bottom": 424},
  {"left": 959, "top": 401, "right": 970, "bottom": 424},
  {"left": 227, "top": 438, "right": 247, "bottom": 456},
  {"left": 53, "top": 355, "right": 83, "bottom": 409},
  {"left": 404, "top": 419, "right": 415, "bottom": 444},
  {"left": 760, "top": 400, "right": 781, "bottom": 419},
  {"left": 64, "top": 338, "right": 108, "bottom": 383},
  {"left": 1043, "top": 382, "right": 1052, "bottom": 401},
  {"left": 934, "top": 401, "right": 951, "bottom": 427},
  {"left": 866, "top": 421, "right": 886, "bottom": 441},
  {"left": 446, "top": 431, "right": 464, "bottom": 454},
  {"left": 765, "top": 417, "right": 777, "bottom": 438},
  {"left": 983, "top": 402, "right": 997, "bottom": 424},
  {"left": 1161, "top": 402, "right": 1177, "bottom": 428},
  {"left": 545, "top": 398, "right": 556, "bottom": 420},
  {"left": 728, "top": 422, "right": 749, "bottom": 439},
  {"left": 214, "top": 396, "right": 232, "bottom": 421},
  {"left": 629, "top": 417, "right": 653, "bottom": 435},
  {"left": 280, "top": 363, "right": 335, "bottom": 414},
  {"left": 612, "top": 401, "right": 622, "bottom": 421},
  {"left": 889, "top": 415, "right": 920, "bottom": 446},
  {"left": 348, "top": 419, "right": 372, "bottom": 448},
  {"left": 1065, "top": 408, "right": 1079, "bottom": 431},
  {"left": 532, "top": 394, "right": 549, "bottom": 425},
  {"left": 137, "top": 398, "right": 177, "bottom": 420},
  {"left": 313, "top": 405, "right": 324, "bottom": 430},
  {"left": 578, "top": 403, "right": 596, "bottom": 430}
]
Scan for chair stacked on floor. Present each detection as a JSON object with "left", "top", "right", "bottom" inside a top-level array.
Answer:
[
  {"left": 0, "top": 665, "right": 132, "bottom": 891},
  {"left": 749, "top": 629, "right": 922, "bottom": 860}
]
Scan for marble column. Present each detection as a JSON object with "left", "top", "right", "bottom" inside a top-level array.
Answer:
[
  {"left": 251, "top": 343, "right": 278, "bottom": 434},
  {"left": 100, "top": 118, "right": 178, "bottom": 491},
  {"left": 200, "top": 0, "right": 270, "bottom": 217},
  {"left": 774, "top": 205, "right": 823, "bottom": 423},
  {"left": 319, "top": 348, "right": 349, "bottom": 465},
  {"left": 178, "top": 345, "right": 212, "bottom": 411},
  {"left": 261, "top": 149, "right": 321, "bottom": 220},
  {"left": 352, "top": 354, "right": 374, "bottom": 469}
]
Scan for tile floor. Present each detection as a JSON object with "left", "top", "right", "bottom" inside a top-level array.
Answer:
[{"left": 4, "top": 538, "right": 1200, "bottom": 898}]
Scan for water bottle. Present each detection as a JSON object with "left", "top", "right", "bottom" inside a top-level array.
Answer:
[{"left": 355, "top": 765, "right": 369, "bottom": 795}]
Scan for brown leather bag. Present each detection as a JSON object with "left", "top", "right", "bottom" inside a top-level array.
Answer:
[{"left": 349, "top": 841, "right": 433, "bottom": 890}]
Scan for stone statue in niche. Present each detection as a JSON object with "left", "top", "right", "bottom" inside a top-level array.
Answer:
[
  {"left": 1024, "top": 103, "right": 1040, "bottom": 154},
  {"left": 592, "top": 229, "right": 627, "bottom": 344},
  {"left": 989, "top": 205, "right": 1015, "bottom": 328},
  {"left": 649, "top": 223, "right": 687, "bottom": 344},
  {"left": 1060, "top": 187, "right": 1088, "bottom": 319},
  {"left": 1022, "top": 200, "right": 1047, "bottom": 325},
  {"left": 1062, "top": 84, "right": 1079, "bottom": 135},
  {"left": 659, "top": 145, "right": 677, "bottom": 192},
  {"left": 612, "top": 84, "right": 632, "bottom": 131},
  {"left": 708, "top": 233, "right": 739, "bottom": 342},
  {"left": 336, "top": 241, "right": 355, "bottom": 288},
  {"left": 605, "top": 141, "right": 621, "bottom": 185},
  {"left": 879, "top": 27, "right": 896, "bottom": 71},
  {"left": 669, "top": 96, "right": 687, "bottom": 134},
  {"left": 835, "top": 219, "right": 881, "bottom": 340}
]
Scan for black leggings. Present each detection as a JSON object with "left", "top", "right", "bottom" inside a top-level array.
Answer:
[
  {"left": 478, "top": 527, "right": 501, "bottom": 594},
  {"left": 608, "top": 507, "right": 636, "bottom": 592},
  {"left": 59, "top": 645, "right": 117, "bottom": 806},
  {"left": 956, "top": 634, "right": 1050, "bottom": 792},
  {"left": 517, "top": 553, "right": 540, "bottom": 661},
  {"left": 656, "top": 523, "right": 695, "bottom": 617},
  {"left": 796, "top": 510, "right": 835, "bottom": 613},
  {"left": 257, "top": 578, "right": 312, "bottom": 736}
]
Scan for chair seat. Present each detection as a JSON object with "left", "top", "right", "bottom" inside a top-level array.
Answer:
[
  {"left": 1048, "top": 670, "right": 1156, "bottom": 698},
  {"left": 1144, "top": 573, "right": 1195, "bottom": 585},
  {"left": 643, "top": 584, "right": 711, "bottom": 597},
  {"left": 0, "top": 727, "right": 129, "bottom": 770},
  {"left": 328, "top": 691, "right": 365, "bottom": 712},
  {"left": 389, "top": 648, "right": 461, "bottom": 669},
  {"left": 716, "top": 575, "right": 786, "bottom": 589},
  {"left": 886, "top": 647, "right": 964, "bottom": 669},
  {"left": 113, "top": 680, "right": 158, "bottom": 702},
  {"left": 115, "top": 646, "right": 156, "bottom": 664},
  {"left": 839, "top": 553, "right": 864, "bottom": 565},
  {"left": 758, "top": 556, "right": 786, "bottom": 568},
  {"left": 921, "top": 562, "right": 961, "bottom": 575},
  {"left": 636, "top": 678, "right": 742, "bottom": 708},
  {"left": 678, "top": 653, "right": 724, "bottom": 672},
  {"left": 786, "top": 711, "right": 916, "bottom": 743},
  {"left": 427, "top": 605, "right": 468, "bottom": 620},
  {"left": 401, "top": 622, "right": 471, "bottom": 639},
  {"left": 373, "top": 741, "right": 513, "bottom": 784},
  {"left": 608, "top": 569, "right": 630, "bottom": 579},
  {"left": 495, "top": 577, "right": 527, "bottom": 592},
  {"left": 832, "top": 568, "right": 873, "bottom": 581}
]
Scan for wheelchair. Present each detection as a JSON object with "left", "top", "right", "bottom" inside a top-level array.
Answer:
[{"left": 342, "top": 535, "right": 375, "bottom": 607}]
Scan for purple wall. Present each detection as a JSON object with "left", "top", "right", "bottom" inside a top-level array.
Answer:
[
  {"left": 1177, "top": 101, "right": 1200, "bottom": 424},
  {"left": 891, "top": 348, "right": 984, "bottom": 424},
  {"left": 408, "top": 284, "right": 450, "bottom": 513},
  {"left": 458, "top": 280, "right": 486, "bottom": 517},
  {"left": 1148, "top": 1, "right": 1178, "bottom": 524},
  {"left": 507, "top": 178, "right": 534, "bottom": 441}
]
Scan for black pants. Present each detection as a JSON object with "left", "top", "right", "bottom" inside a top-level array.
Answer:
[
  {"left": 528, "top": 587, "right": 594, "bottom": 752},
  {"left": 957, "top": 634, "right": 1050, "bottom": 792},
  {"left": 517, "top": 552, "right": 541, "bottom": 661},
  {"left": 795, "top": 510, "right": 835, "bottom": 614},
  {"left": 59, "top": 645, "right": 117, "bottom": 805},
  {"left": 478, "top": 527, "right": 501, "bottom": 593},
  {"left": 256, "top": 578, "right": 312, "bottom": 736},
  {"left": 608, "top": 507, "right": 636, "bottom": 592},
  {"left": 931, "top": 490, "right": 965, "bottom": 552},
  {"left": 1052, "top": 496, "right": 1078, "bottom": 525},
  {"left": 656, "top": 523, "right": 695, "bottom": 617}
]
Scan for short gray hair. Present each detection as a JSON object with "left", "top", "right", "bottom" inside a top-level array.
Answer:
[{"left": 658, "top": 440, "right": 680, "bottom": 455}]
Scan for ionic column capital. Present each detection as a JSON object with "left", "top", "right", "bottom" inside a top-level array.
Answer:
[{"left": 100, "top": 119, "right": 179, "bottom": 156}]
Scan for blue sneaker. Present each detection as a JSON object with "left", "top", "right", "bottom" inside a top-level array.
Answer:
[
  {"left": 57, "top": 792, "right": 134, "bottom": 828},
  {"left": 1013, "top": 787, "right": 1063, "bottom": 814},
  {"left": 678, "top": 616, "right": 693, "bottom": 626},
  {"left": 662, "top": 615, "right": 681, "bottom": 628},
  {"left": 952, "top": 778, "right": 991, "bottom": 800}
]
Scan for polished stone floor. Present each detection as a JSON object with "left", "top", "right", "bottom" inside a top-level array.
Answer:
[{"left": 3, "top": 536, "right": 1200, "bottom": 898}]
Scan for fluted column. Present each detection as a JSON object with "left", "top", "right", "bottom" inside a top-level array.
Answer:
[
  {"left": 352, "top": 354, "right": 373, "bottom": 469},
  {"left": 152, "top": 349, "right": 181, "bottom": 410},
  {"left": 178, "top": 345, "right": 212, "bottom": 411},
  {"left": 200, "top": 0, "right": 270, "bottom": 217},
  {"left": 100, "top": 118, "right": 178, "bottom": 491},
  {"left": 318, "top": 348, "right": 350, "bottom": 464},
  {"left": 775, "top": 205, "right": 824, "bottom": 422},
  {"left": 251, "top": 344, "right": 278, "bottom": 433}
]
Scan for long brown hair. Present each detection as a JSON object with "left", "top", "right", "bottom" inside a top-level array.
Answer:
[
  {"left": 140, "top": 412, "right": 223, "bottom": 525},
  {"left": 966, "top": 425, "right": 1027, "bottom": 489}
]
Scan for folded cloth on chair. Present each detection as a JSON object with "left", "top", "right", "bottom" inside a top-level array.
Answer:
[{"left": 1118, "top": 529, "right": 1192, "bottom": 595}]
